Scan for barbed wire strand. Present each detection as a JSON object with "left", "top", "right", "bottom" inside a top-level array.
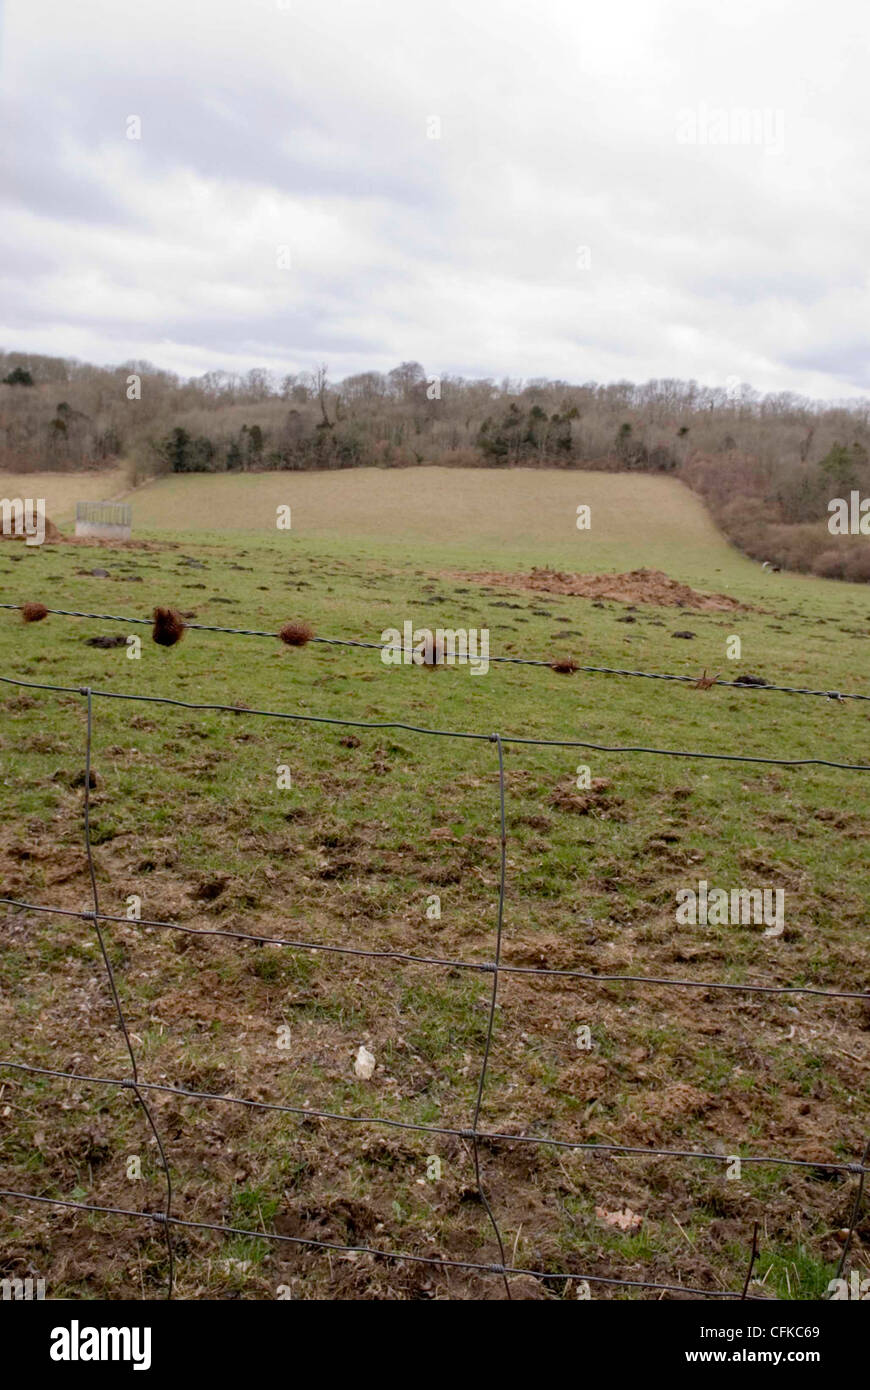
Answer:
[
  {"left": 3, "top": 600, "right": 861, "bottom": 706},
  {"left": 1, "top": 601, "right": 866, "bottom": 702}
]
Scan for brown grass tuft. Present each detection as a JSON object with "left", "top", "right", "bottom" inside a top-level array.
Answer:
[
  {"left": 279, "top": 620, "right": 315, "bottom": 647},
  {"left": 692, "top": 668, "right": 719, "bottom": 690},
  {"left": 21, "top": 602, "right": 49, "bottom": 623},
  {"left": 152, "top": 607, "right": 186, "bottom": 647},
  {"left": 420, "top": 636, "right": 446, "bottom": 669}
]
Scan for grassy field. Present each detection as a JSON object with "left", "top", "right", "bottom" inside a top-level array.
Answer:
[
  {"left": 0, "top": 467, "right": 130, "bottom": 528},
  {"left": 0, "top": 467, "right": 868, "bottom": 1301},
  {"left": 119, "top": 466, "right": 732, "bottom": 575}
]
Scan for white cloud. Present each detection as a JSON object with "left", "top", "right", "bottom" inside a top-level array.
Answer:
[{"left": 1, "top": 0, "right": 869, "bottom": 398}]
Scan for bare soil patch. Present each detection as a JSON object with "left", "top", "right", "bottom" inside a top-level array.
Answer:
[{"left": 459, "top": 567, "right": 758, "bottom": 612}]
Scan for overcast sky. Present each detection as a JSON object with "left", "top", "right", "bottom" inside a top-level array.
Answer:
[{"left": 1, "top": 0, "right": 868, "bottom": 398}]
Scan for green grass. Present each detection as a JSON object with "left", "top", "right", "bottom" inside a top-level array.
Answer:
[{"left": 0, "top": 467, "right": 867, "bottom": 1300}]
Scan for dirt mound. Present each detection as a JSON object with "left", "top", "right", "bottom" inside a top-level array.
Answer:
[
  {"left": 1, "top": 518, "right": 174, "bottom": 551},
  {"left": 461, "top": 566, "right": 755, "bottom": 611},
  {"left": 0, "top": 515, "right": 64, "bottom": 542}
]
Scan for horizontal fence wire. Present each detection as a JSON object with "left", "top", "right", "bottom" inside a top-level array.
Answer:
[
  {"left": 1, "top": 898, "right": 866, "bottom": 1000},
  {"left": 1, "top": 600, "right": 867, "bottom": 702},
  {"left": 1, "top": 673, "right": 869, "bottom": 771},
  {"left": 0, "top": 1061, "right": 864, "bottom": 1174},
  {"left": 0, "top": 667, "right": 867, "bottom": 1301},
  {"left": 0, "top": 1188, "right": 761, "bottom": 1300}
]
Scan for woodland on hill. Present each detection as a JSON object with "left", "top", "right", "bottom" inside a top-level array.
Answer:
[{"left": 2, "top": 349, "right": 869, "bottom": 579}]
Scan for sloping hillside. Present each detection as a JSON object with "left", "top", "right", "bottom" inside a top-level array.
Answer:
[{"left": 116, "top": 466, "right": 750, "bottom": 586}]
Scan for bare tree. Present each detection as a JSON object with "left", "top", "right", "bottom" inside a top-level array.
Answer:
[{"left": 312, "top": 364, "right": 331, "bottom": 428}]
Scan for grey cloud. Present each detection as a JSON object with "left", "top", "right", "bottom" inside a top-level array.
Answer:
[{"left": 1, "top": 0, "right": 869, "bottom": 398}]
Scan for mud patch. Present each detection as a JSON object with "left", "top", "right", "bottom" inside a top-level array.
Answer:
[
  {"left": 549, "top": 777, "right": 626, "bottom": 819},
  {"left": 458, "top": 567, "right": 758, "bottom": 612}
]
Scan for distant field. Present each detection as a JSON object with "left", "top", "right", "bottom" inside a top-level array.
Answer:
[
  {"left": 0, "top": 465, "right": 867, "bottom": 1300},
  {"left": 0, "top": 466, "right": 129, "bottom": 526},
  {"left": 119, "top": 466, "right": 745, "bottom": 582}
]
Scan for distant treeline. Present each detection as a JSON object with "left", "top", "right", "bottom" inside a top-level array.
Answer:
[{"left": 2, "top": 350, "right": 869, "bottom": 580}]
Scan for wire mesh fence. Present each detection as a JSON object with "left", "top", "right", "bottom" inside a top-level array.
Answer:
[{"left": 0, "top": 619, "right": 868, "bottom": 1300}]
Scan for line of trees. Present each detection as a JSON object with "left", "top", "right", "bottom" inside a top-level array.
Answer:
[{"left": 2, "top": 350, "right": 869, "bottom": 579}]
